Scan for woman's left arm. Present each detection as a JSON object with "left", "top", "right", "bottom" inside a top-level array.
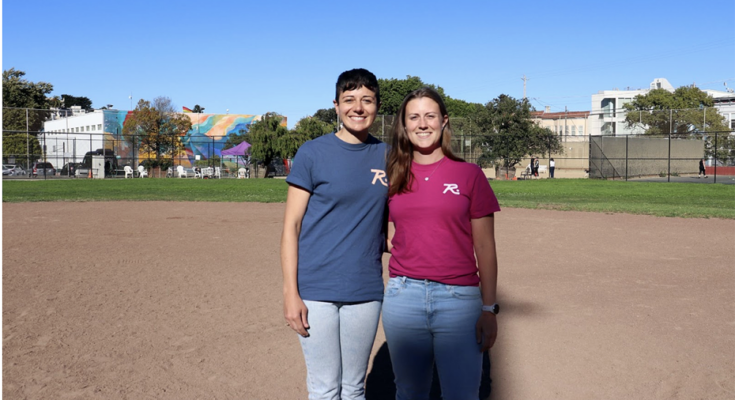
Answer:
[{"left": 472, "top": 214, "right": 498, "bottom": 352}]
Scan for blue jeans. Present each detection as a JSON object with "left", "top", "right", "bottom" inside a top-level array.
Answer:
[
  {"left": 382, "top": 276, "right": 483, "bottom": 400},
  {"left": 299, "top": 300, "right": 382, "bottom": 400}
]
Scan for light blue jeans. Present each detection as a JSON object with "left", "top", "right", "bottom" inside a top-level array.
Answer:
[
  {"left": 299, "top": 300, "right": 382, "bottom": 400},
  {"left": 382, "top": 276, "right": 483, "bottom": 400}
]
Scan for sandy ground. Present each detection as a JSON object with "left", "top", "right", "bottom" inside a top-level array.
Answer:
[{"left": 3, "top": 202, "right": 734, "bottom": 399}]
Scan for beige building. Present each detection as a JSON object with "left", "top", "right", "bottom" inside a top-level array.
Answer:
[
  {"left": 531, "top": 107, "right": 590, "bottom": 142},
  {"left": 520, "top": 107, "right": 591, "bottom": 178}
]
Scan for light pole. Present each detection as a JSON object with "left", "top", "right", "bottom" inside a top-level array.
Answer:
[{"left": 129, "top": 93, "right": 132, "bottom": 110}]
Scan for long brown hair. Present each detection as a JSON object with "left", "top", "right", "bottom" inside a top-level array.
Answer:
[{"left": 387, "top": 87, "right": 463, "bottom": 196}]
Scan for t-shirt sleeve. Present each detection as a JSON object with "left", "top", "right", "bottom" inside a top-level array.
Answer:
[
  {"left": 285, "top": 144, "right": 314, "bottom": 192},
  {"left": 469, "top": 165, "right": 500, "bottom": 219}
]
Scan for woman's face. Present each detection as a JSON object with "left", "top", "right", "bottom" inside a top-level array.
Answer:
[
  {"left": 333, "top": 86, "right": 378, "bottom": 134},
  {"left": 404, "top": 97, "right": 448, "bottom": 154}
]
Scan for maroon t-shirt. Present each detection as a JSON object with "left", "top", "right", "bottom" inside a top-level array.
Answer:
[{"left": 388, "top": 158, "right": 500, "bottom": 286}]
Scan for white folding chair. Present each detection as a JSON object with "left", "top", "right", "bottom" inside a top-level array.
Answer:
[
  {"left": 176, "top": 165, "right": 187, "bottom": 178},
  {"left": 124, "top": 166, "right": 134, "bottom": 179},
  {"left": 137, "top": 165, "right": 148, "bottom": 178}
]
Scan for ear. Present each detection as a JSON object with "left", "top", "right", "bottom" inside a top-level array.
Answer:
[
  {"left": 333, "top": 99, "right": 340, "bottom": 114},
  {"left": 442, "top": 114, "right": 449, "bottom": 129}
]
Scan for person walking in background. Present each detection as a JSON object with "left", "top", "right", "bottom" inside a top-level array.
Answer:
[
  {"left": 533, "top": 157, "right": 540, "bottom": 178},
  {"left": 698, "top": 158, "right": 707, "bottom": 178},
  {"left": 549, "top": 158, "right": 555, "bottom": 178},
  {"left": 281, "top": 68, "right": 388, "bottom": 400},
  {"left": 384, "top": 87, "right": 501, "bottom": 399},
  {"left": 529, "top": 157, "right": 535, "bottom": 179}
]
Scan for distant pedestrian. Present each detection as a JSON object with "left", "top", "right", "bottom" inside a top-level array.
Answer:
[
  {"left": 533, "top": 158, "right": 540, "bottom": 178},
  {"left": 549, "top": 158, "right": 555, "bottom": 178},
  {"left": 698, "top": 158, "right": 707, "bottom": 178}
]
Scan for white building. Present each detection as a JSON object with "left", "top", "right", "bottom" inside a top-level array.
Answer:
[
  {"left": 40, "top": 109, "right": 115, "bottom": 168},
  {"left": 590, "top": 78, "right": 734, "bottom": 136}
]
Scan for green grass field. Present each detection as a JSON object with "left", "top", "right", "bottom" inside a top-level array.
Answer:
[{"left": 3, "top": 178, "right": 734, "bottom": 219}]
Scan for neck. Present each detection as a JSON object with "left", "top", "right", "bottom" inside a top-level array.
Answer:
[
  {"left": 336, "top": 128, "right": 369, "bottom": 144},
  {"left": 413, "top": 148, "right": 445, "bottom": 165}
]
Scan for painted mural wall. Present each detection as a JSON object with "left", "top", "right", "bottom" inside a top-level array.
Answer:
[{"left": 102, "top": 112, "right": 286, "bottom": 167}]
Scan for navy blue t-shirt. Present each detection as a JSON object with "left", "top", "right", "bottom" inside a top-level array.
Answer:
[{"left": 286, "top": 133, "right": 388, "bottom": 302}]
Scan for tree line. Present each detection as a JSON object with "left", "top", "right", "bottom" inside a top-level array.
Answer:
[{"left": 4, "top": 68, "right": 732, "bottom": 170}]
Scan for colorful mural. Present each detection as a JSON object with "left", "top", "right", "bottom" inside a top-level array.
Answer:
[{"left": 102, "top": 111, "right": 286, "bottom": 167}]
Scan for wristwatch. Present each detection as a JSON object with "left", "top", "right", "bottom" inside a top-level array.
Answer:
[{"left": 482, "top": 303, "right": 499, "bottom": 314}]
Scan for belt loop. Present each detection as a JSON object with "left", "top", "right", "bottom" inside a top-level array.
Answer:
[{"left": 400, "top": 276, "right": 407, "bottom": 284}]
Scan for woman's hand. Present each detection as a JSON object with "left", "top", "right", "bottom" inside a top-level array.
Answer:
[
  {"left": 476, "top": 312, "right": 497, "bottom": 352},
  {"left": 284, "top": 292, "right": 310, "bottom": 337}
]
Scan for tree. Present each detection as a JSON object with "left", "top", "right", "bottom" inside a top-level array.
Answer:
[
  {"left": 223, "top": 129, "right": 250, "bottom": 150},
  {"left": 378, "top": 76, "right": 432, "bottom": 116},
  {"left": 474, "top": 94, "right": 563, "bottom": 169},
  {"left": 705, "top": 134, "right": 735, "bottom": 166},
  {"left": 2, "top": 68, "right": 53, "bottom": 133},
  {"left": 313, "top": 108, "right": 338, "bottom": 131},
  {"left": 2, "top": 68, "right": 52, "bottom": 165},
  {"left": 121, "top": 96, "right": 191, "bottom": 168},
  {"left": 622, "top": 86, "right": 728, "bottom": 136},
  {"left": 376, "top": 75, "right": 482, "bottom": 118},
  {"left": 275, "top": 116, "right": 334, "bottom": 160},
  {"left": 248, "top": 112, "right": 289, "bottom": 167},
  {"left": 293, "top": 116, "right": 332, "bottom": 141},
  {"left": 60, "top": 94, "right": 93, "bottom": 111}
]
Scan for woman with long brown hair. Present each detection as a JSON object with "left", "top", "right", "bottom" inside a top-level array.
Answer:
[{"left": 384, "top": 87, "right": 501, "bottom": 399}]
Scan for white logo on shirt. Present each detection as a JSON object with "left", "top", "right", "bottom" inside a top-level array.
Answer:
[
  {"left": 443, "top": 183, "right": 460, "bottom": 195},
  {"left": 371, "top": 169, "right": 388, "bottom": 187}
]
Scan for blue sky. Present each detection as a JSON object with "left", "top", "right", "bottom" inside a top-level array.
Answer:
[{"left": 3, "top": 0, "right": 734, "bottom": 128}]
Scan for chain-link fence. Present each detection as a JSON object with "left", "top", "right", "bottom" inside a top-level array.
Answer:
[
  {"left": 589, "top": 131, "right": 734, "bottom": 182},
  {"left": 4, "top": 107, "right": 734, "bottom": 181}
]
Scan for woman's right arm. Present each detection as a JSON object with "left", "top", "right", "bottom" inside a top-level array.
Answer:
[{"left": 281, "top": 185, "right": 312, "bottom": 337}]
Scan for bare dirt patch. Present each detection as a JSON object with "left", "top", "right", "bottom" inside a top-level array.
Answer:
[{"left": 3, "top": 202, "right": 734, "bottom": 399}]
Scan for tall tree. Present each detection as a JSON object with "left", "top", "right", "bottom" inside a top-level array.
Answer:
[
  {"left": 2, "top": 68, "right": 51, "bottom": 165},
  {"left": 248, "top": 112, "right": 289, "bottom": 167},
  {"left": 378, "top": 76, "right": 431, "bottom": 116},
  {"left": 2, "top": 68, "right": 53, "bottom": 132},
  {"left": 474, "top": 94, "right": 562, "bottom": 169},
  {"left": 622, "top": 86, "right": 728, "bottom": 136},
  {"left": 122, "top": 96, "right": 191, "bottom": 167},
  {"left": 376, "top": 75, "right": 482, "bottom": 118}
]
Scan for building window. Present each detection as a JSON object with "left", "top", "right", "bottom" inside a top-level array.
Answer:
[
  {"left": 572, "top": 126, "right": 576, "bottom": 135},
  {"left": 98, "top": 124, "right": 102, "bottom": 131},
  {"left": 578, "top": 125, "right": 584, "bottom": 135}
]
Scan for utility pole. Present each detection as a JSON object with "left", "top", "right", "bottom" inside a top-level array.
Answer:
[{"left": 521, "top": 75, "right": 528, "bottom": 99}]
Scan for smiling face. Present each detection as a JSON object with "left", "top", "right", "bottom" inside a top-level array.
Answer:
[
  {"left": 404, "top": 97, "right": 449, "bottom": 157},
  {"left": 333, "top": 86, "right": 378, "bottom": 135}
]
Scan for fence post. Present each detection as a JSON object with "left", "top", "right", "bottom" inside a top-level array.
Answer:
[
  {"left": 668, "top": 109, "right": 672, "bottom": 182},
  {"left": 26, "top": 108, "right": 30, "bottom": 170},
  {"left": 625, "top": 135, "right": 630, "bottom": 182},
  {"left": 714, "top": 131, "right": 718, "bottom": 184}
]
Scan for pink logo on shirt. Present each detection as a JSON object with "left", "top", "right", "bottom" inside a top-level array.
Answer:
[
  {"left": 443, "top": 183, "right": 460, "bottom": 195},
  {"left": 371, "top": 169, "right": 388, "bottom": 186}
]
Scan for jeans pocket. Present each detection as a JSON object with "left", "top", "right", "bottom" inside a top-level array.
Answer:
[
  {"left": 447, "top": 285, "right": 481, "bottom": 300},
  {"left": 384, "top": 277, "right": 405, "bottom": 298}
]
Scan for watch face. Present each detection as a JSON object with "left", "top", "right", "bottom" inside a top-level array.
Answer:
[{"left": 492, "top": 304, "right": 499, "bottom": 314}]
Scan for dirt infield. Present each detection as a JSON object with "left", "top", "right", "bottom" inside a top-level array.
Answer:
[{"left": 3, "top": 202, "right": 734, "bottom": 399}]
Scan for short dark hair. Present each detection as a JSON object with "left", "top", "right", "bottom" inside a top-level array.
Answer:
[{"left": 335, "top": 68, "right": 380, "bottom": 104}]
